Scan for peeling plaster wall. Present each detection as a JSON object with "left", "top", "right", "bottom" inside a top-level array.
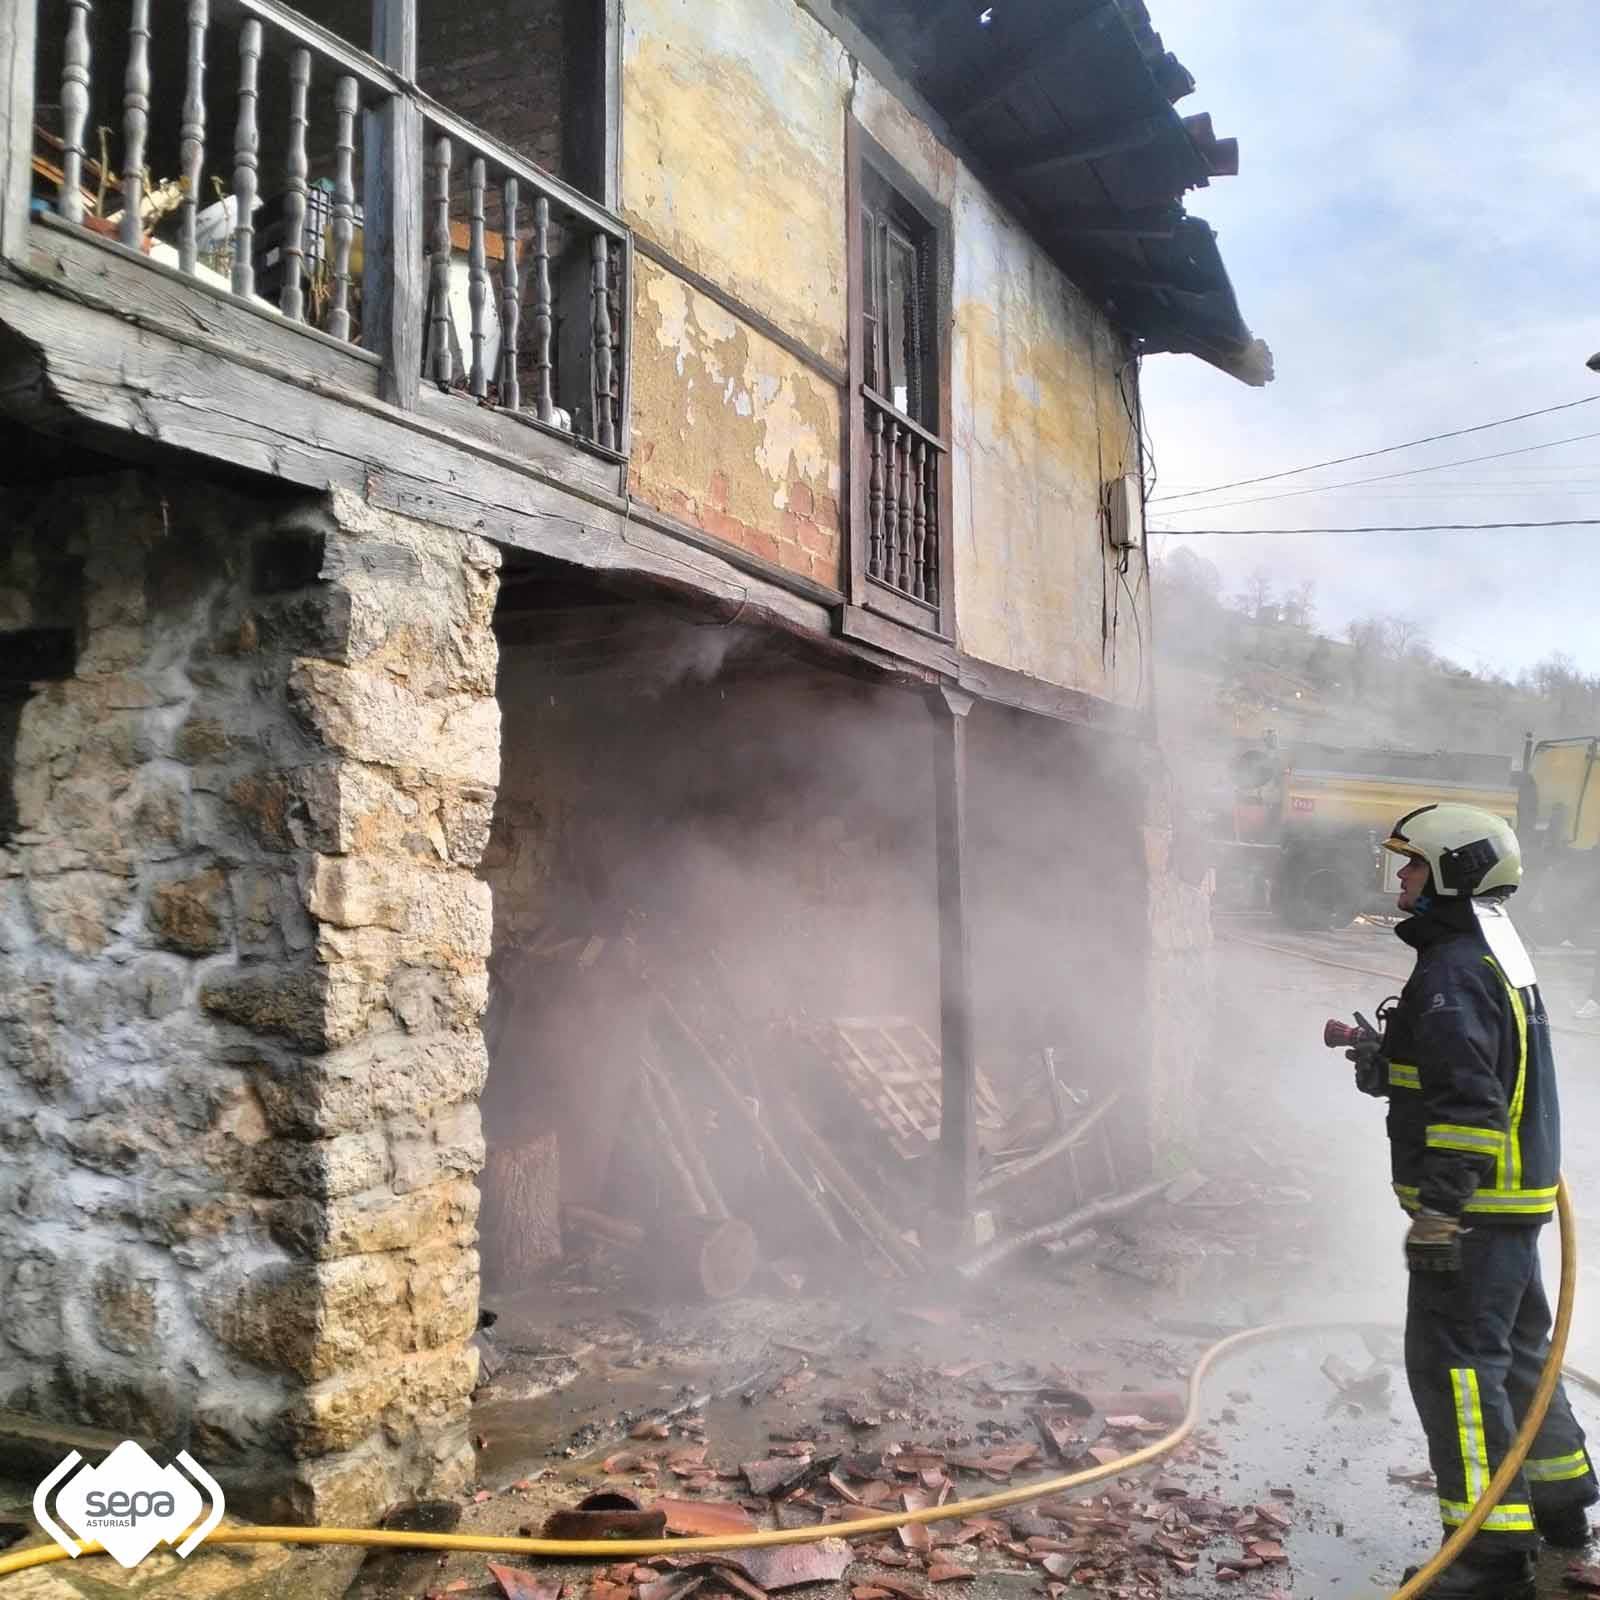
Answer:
[
  {"left": 619, "top": 0, "right": 1151, "bottom": 706},
  {"left": 629, "top": 256, "right": 843, "bottom": 588},
  {"left": 622, "top": 0, "right": 850, "bottom": 369}
]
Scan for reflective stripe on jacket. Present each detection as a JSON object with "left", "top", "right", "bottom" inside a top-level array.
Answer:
[{"left": 1379, "top": 901, "right": 1559, "bottom": 1223}]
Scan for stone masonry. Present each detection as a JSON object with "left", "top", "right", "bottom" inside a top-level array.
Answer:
[{"left": 0, "top": 471, "right": 500, "bottom": 1522}]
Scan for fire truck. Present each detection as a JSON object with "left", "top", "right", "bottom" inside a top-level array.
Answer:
[
  {"left": 1218, "top": 739, "right": 1520, "bottom": 930},
  {"left": 1516, "top": 735, "right": 1600, "bottom": 947}
]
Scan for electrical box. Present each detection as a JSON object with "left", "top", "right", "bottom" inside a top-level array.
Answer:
[{"left": 1106, "top": 473, "right": 1143, "bottom": 550}]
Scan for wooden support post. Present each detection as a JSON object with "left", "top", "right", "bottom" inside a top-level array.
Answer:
[
  {"left": 0, "top": 0, "right": 38, "bottom": 257},
  {"left": 929, "top": 684, "right": 977, "bottom": 1241},
  {"left": 365, "top": 0, "right": 422, "bottom": 407}
]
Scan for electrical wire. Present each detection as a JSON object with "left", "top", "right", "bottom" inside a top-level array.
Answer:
[
  {"left": 1149, "top": 395, "right": 1600, "bottom": 505},
  {"left": 1151, "top": 429, "right": 1600, "bottom": 518},
  {"left": 1152, "top": 518, "right": 1600, "bottom": 536}
]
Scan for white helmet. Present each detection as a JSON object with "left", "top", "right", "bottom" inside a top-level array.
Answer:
[{"left": 1382, "top": 803, "right": 1522, "bottom": 898}]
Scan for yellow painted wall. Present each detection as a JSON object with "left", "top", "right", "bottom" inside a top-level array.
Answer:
[
  {"left": 622, "top": 0, "right": 1150, "bottom": 707},
  {"left": 629, "top": 256, "right": 843, "bottom": 588},
  {"left": 621, "top": 0, "right": 849, "bottom": 370}
]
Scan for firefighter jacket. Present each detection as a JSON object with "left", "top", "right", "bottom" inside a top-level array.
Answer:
[{"left": 1378, "top": 899, "right": 1559, "bottom": 1223}]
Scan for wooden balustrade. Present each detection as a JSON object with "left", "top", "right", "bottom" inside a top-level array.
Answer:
[
  {"left": 864, "top": 387, "right": 945, "bottom": 609},
  {"left": 421, "top": 108, "right": 628, "bottom": 450},
  {"left": 20, "top": 0, "right": 631, "bottom": 456}
]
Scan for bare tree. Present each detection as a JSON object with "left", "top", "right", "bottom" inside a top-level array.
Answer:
[
  {"left": 1346, "top": 612, "right": 1431, "bottom": 661},
  {"left": 1386, "top": 615, "right": 1428, "bottom": 658},
  {"left": 1283, "top": 578, "right": 1317, "bottom": 629},
  {"left": 1235, "top": 566, "right": 1274, "bottom": 619}
]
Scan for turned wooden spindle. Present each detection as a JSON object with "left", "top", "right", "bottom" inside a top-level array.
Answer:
[
  {"left": 177, "top": 0, "right": 208, "bottom": 273},
  {"left": 280, "top": 48, "right": 312, "bottom": 319},
  {"left": 59, "top": 1, "right": 93, "bottom": 225},
  {"left": 499, "top": 176, "right": 521, "bottom": 408},
  {"left": 427, "top": 134, "right": 453, "bottom": 388},
  {"left": 590, "top": 233, "right": 615, "bottom": 448},
  {"left": 531, "top": 196, "right": 554, "bottom": 423},
  {"left": 120, "top": 0, "right": 152, "bottom": 248},
  {"left": 231, "top": 20, "right": 262, "bottom": 297},
  {"left": 327, "top": 76, "right": 358, "bottom": 340}
]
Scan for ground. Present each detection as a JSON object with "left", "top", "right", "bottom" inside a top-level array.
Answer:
[{"left": 6, "top": 916, "right": 1600, "bottom": 1600}]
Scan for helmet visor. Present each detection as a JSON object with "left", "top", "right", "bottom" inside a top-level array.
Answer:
[{"left": 1382, "top": 836, "right": 1425, "bottom": 860}]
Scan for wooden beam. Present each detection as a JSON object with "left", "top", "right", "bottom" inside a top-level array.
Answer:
[
  {"left": 955, "top": 651, "right": 1146, "bottom": 734},
  {"left": 1, "top": 236, "right": 1169, "bottom": 717},
  {"left": 0, "top": 0, "right": 35, "bottom": 261},
  {"left": 633, "top": 233, "right": 847, "bottom": 389},
  {"left": 929, "top": 682, "right": 977, "bottom": 1239},
  {"left": 0, "top": 259, "right": 835, "bottom": 643},
  {"left": 1007, "top": 112, "right": 1173, "bottom": 181},
  {"left": 366, "top": 0, "right": 422, "bottom": 409},
  {"left": 949, "top": 3, "right": 1119, "bottom": 132},
  {"left": 600, "top": 0, "right": 624, "bottom": 210},
  {"left": 1052, "top": 206, "right": 1182, "bottom": 242}
]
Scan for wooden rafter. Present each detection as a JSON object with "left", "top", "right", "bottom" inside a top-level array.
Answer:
[{"left": 948, "top": 1, "right": 1119, "bottom": 131}]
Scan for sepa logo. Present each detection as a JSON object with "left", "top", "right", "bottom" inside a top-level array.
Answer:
[{"left": 34, "top": 1440, "right": 225, "bottom": 1568}]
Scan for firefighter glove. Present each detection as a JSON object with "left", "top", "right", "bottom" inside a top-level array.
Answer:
[
  {"left": 1405, "top": 1209, "right": 1463, "bottom": 1273},
  {"left": 1346, "top": 1041, "right": 1386, "bottom": 1097}
]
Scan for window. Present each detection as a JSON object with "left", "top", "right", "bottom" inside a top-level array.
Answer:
[
  {"left": 861, "top": 172, "right": 934, "bottom": 426},
  {"left": 848, "top": 129, "right": 952, "bottom": 636}
]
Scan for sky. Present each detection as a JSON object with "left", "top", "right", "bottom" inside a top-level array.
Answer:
[{"left": 1137, "top": 0, "right": 1600, "bottom": 679}]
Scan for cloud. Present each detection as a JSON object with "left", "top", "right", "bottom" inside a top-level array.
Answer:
[{"left": 1140, "top": 0, "right": 1600, "bottom": 676}]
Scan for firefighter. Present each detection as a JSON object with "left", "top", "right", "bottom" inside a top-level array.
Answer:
[{"left": 1353, "top": 803, "right": 1598, "bottom": 1598}]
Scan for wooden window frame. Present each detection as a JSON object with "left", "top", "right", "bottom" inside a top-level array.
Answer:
[{"left": 846, "top": 119, "right": 955, "bottom": 639}]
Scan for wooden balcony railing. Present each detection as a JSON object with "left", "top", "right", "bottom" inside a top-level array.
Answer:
[
  {"left": 13, "top": 0, "right": 630, "bottom": 457},
  {"left": 864, "top": 384, "right": 944, "bottom": 612}
]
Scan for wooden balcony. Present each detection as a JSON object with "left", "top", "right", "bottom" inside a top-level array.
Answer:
[{"left": 1, "top": 0, "right": 630, "bottom": 495}]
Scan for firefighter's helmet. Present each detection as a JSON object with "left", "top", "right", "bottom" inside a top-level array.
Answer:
[{"left": 1381, "top": 803, "right": 1522, "bottom": 898}]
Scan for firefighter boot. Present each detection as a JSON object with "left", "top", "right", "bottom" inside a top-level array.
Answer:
[
  {"left": 1537, "top": 1505, "right": 1592, "bottom": 1548},
  {"left": 1400, "top": 1547, "right": 1535, "bottom": 1600}
]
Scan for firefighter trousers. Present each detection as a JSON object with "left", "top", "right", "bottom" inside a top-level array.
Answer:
[{"left": 1406, "top": 1222, "right": 1598, "bottom": 1551}]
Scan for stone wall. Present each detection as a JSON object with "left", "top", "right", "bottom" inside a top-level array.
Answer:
[{"left": 0, "top": 471, "right": 500, "bottom": 1522}]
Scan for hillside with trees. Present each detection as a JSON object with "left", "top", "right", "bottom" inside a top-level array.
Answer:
[{"left": 1153, "top": 549, "right": 1600, "bottom": 779}]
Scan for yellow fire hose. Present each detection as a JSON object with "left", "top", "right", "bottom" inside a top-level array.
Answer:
[{"left": 0, "top": 1183, "right": 1579, "bottom": 1597}]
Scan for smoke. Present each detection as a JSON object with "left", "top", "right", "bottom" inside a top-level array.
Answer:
[
  {"left": 1149, "top": 550, "right": 1600, "bottom": 1348},
  {"left": 480, "top": 585, "right": 1162, "bottom": 1290}
]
